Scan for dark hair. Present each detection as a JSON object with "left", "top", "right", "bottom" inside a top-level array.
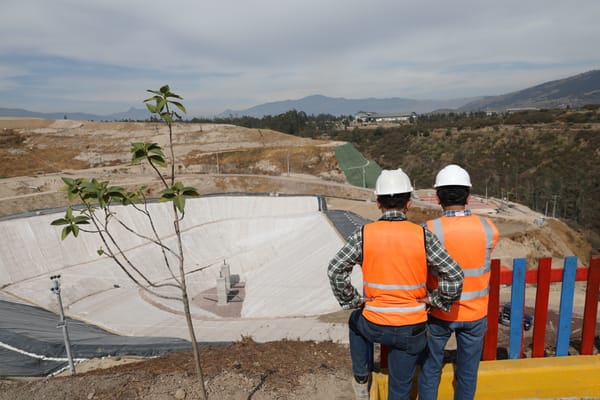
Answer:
[
  {"left": 377, "top": 193, "right": 411, "bottom": 210},
  {"left": 436, "top": 186, "right": 470, "bottom": 207}
]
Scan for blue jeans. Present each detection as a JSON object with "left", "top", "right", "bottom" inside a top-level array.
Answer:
[
  {"left": 418, "top": 316, "right": 488, "bottom": 400},
  {"left": 349, "top": 309, "right": 427, "bottom": 400}
]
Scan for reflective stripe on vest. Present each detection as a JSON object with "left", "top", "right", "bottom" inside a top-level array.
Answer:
[
  {"left": 361, "top": 220, "right": 428, "bottom": 326},
  {"left": 364, "top": 282, "right": 426, "bottom": 291},
  {"left": 365, "top": 303, "right": 427, "bottom": 313},
  {"left": 427, "top": 215, "right": 498, "bottom": 321},
  {"left": 460, "top": 286, "right": 489, "bottom": 301}
]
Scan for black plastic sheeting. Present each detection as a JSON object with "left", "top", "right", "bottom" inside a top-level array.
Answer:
[
  {"left": 0, "top": 300, "right": 221, "bottom": 377},
  {"left": 0, "top": 346, "right": 66, "bottom": 377},
  {"left": 326, "top": 210, "right": 372, "bottom": 239}
]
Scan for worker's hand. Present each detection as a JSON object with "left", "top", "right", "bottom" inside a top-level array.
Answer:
[
  {"left": 354, "top": 297, "right": 373, "bottom": 309},
  {"left": 417, "top": 296, "right": 430, "bottom": 305}
]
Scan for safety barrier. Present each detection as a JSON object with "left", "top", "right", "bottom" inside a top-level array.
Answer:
[
  {"left": 375, "top": 255, "right": 600, "bottom": 399},
  {"left": 483, "top": 255, "right": 600, "bottom": 360},
  {"left": 370, "top": 354, "right": 600, "bottom": 400}
]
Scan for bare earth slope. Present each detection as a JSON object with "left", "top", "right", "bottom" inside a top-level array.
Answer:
[{"left": 0, "top": 118, "right": 595, "bottom": 400}]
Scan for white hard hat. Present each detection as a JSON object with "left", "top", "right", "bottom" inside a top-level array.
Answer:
[
  {"left": 434, "top": 164, "right": 472, "bottom": 188},
  {"left": 374, "top": 168, "right": 413, "bottom": 195}
]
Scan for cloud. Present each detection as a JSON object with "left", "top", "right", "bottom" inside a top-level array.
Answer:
[{"left": 1, "top": 0, "right": 599, "bottom": 116}]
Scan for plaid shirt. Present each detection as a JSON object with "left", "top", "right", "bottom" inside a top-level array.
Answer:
[
  {"left": 441, "top": 209, "right": 472, "bottom": 217},
  {"left": 327, "top": 210, "right": 463, "bottom": 312}
]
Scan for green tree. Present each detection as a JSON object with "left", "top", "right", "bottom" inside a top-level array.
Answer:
[{"left": 51, "top": 85, "right": 208, "bottom": 399}]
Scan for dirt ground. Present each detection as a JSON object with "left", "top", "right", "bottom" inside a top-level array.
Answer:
[
  {"left": 0, "top": 339, "right": 357, "bottom": 400},
  {"left": 0, "top": 118, "right": 597, "bottom": 399}
]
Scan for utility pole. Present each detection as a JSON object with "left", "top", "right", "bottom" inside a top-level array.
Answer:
[
  {"left": 216, "top": 152, "right": 220, "bottom": 174},
  {"left": 50, "top": 275, "right": 76, "bottom": 375},
  {"left": 552, "top": 194, "right": 559, "bottom": 218},
  {"left": 485, "top": 181, "right": 488, "bottom": 201}
]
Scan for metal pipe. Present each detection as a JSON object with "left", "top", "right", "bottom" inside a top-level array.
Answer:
[{"left": 50, "top": 275, "right": 76, "bottom": 375}]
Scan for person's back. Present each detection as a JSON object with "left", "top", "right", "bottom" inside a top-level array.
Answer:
[
  {"left": 418, "top": 164, "right": 498, "bottom": 400},
  {"left": 327, "top": 168, "right": 464, "bottom": 400},
  {"left": 362, "top": 219, "right": 429, "bottom": 327},
  {"left": 426, "top": 213, "right": 497, "bottom": 322}
]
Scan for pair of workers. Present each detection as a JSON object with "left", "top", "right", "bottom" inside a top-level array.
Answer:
[{"left": 327, "top": 164, "right": 499, "bottom": 400}]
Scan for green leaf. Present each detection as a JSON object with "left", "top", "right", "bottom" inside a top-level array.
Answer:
[
  {"left": 182, "top": 187, "right": 200, "bottom": 197},
  {"left": 157, "top": 182, "right": 198, "bottom": 212},
  {"left": 130, "top": 143, "right": 165, "bottom": 165},
  {"left": 148, "top": 154, "right": 167, "bottom": 167},
  {"left": 63, "top": 178, "right": 86, "bottom": 200},
  {"left": 61, "top": 226, "right": 70, "bottom": 240},
  {"left": 145, "top": 89, "right": 162, "bottom": 97},
  {"left": 145, "top": 103, "right": 157, "bottom": 114},
  {"left": 173, "top": 181, "right": 184, "bottom": 191},
  {"left": 174, "top": 195, "right": 185, "bottom": 213},
  {"left": 148, "top": 144, "right": 164, "bottom": 154},
  {"left": 123, "top": 191, "right": 142, "bottom": 204},
  {"left": 51, "top": 218, "right": 68, "bottom": 226},
  {"left": 131, "top": 155, "right": 145, "bottom": 165},
  {"left": 157, "top": 98, "right": 166, "bottom": 113},
  {"left": 97, "top": 248, "right": 104, "bottom": 256},
  {"left": 73, "top": 216, "right": 90, "bottom": 224},
  {"left": 72, "top": 224, "right": 80, "bottom": 237},
  {"left": 170, "top": 101, "right": 186, "bottom": 114},
  {"left": 159, "top": 188, "right": 176, "bottom": 201},
  {"left": 106, "top": 186, "right": 126, "bottom": 199}
]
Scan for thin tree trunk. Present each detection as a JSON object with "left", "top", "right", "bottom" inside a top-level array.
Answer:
[
  {"left": 174, "top": 207, "right": 207, "bottom": 399},
  {"left": 182, "top": 280, "right": 207, "bottom": 399}
]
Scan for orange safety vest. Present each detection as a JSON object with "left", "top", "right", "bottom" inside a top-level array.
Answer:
[
  {"left": 361, "top": 220, "right": 428, "bottom": 326},
  {"left": 426, "top": 214, "right": 498, "bottom": 321}
]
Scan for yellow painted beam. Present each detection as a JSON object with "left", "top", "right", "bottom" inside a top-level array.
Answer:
[{"left": 370, "top": 355, "right": 600, "bottom": 400}]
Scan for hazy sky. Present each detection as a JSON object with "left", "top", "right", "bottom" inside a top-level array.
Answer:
[{"left": 1, "top": 0, "right": 599, "bottom": 117}]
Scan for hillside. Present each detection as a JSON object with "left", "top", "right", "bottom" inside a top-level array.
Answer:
[
  {"left": 323, "top": 108, "right": 600, "bottom": 252},
  {"left": 460, "top": 69, "right": 600, "bottom": 111}
]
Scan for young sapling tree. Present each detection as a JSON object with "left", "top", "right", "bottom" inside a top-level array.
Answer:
[{"left": 51, "top": 85, "right": 208, "bottom": 399}]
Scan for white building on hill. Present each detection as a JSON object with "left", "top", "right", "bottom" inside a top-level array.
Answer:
[{"left": 354, "top": 111, "right": 417, "bottom": 124}]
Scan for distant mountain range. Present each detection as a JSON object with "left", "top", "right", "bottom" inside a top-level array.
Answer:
[
  {"left": 1, "top": 70, "right": 598, "bottom": 121},
  {"left": 0, "top": 106, "right": 151, "bottom": 122},
  {"left": 458, "top": 70, "right": 600, "bottom": 111},
  {"left": 217, "top": 95, "right": 474, "bottom": 118}
]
